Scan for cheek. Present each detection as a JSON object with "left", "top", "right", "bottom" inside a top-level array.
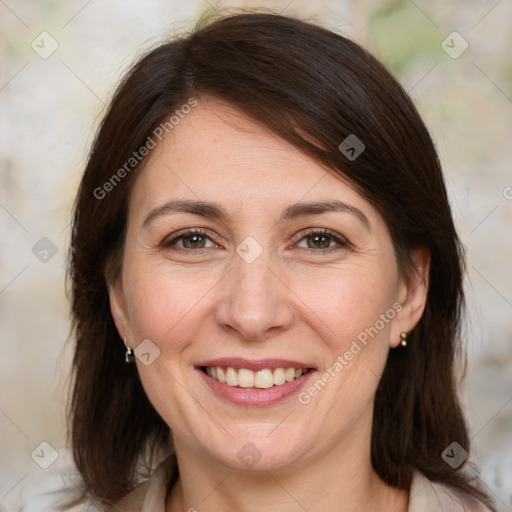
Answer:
[
  {"left": 308, "top": 264, "right": 398, "bottom": 352},
  {"left": 121, "top": 259, "right": 211, "bottom": 427},
  {"left": 314, "top": 270, "right": 398, "bottom": 391},
  {"left": 122, "top": 250, "right": 214, "bottom": 340}
]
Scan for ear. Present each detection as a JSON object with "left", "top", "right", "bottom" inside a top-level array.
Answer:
[
  {"left": 107, "top": 276, "right": 130, "bottom": 344},
  {"left": 390, "top": 246, "right": 431, "bottom": 348}
]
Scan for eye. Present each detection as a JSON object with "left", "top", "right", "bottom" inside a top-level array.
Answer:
[
  {"left": 161, "top": 228, "right": 349, "bottom": 253},
  {"left": 294, "top": 229, "right": 349, "bottom": 252},
  {"left": 162, "top": 228, "right": 217, "bottom": 251}
]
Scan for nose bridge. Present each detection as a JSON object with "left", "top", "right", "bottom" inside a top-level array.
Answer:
[{"left": 216, "top": 239, "right": 293, "bottom": 340}]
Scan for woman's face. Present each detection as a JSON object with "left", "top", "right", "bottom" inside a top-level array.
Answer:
[{"left": 109, "top": 98, "right": 428, "bottom": 472}]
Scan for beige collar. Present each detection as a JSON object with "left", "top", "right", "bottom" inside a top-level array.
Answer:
[{"left": 408, "top": 471, "right": 443, "bottom": 512}]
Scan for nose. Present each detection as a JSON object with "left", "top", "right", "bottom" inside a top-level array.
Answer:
[{"left": 215, "top": 247, "right": 294, "bottom": 341}]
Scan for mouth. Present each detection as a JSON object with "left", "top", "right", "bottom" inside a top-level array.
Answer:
[
  {"left": 195, "top": 358, "right": 318, "bottom": 406},
  {"left": 200, "top": 365, "right": 312, "bottom": 388}
]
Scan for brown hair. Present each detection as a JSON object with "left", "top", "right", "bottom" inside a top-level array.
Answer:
[{"left": 66, "top": 11, "right": 496, "bottom": 510}]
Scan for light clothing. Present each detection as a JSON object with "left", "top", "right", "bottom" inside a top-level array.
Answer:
[
  {"left": 14, "top": 449, "right": 97, "bottom": 512},
  {"left": 111, "top": 453, "right": 492, "bottom": 511}
]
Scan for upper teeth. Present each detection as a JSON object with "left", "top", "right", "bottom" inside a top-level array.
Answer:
[{"left": 205, "top": 366, "right": 309, "bottom": 388}]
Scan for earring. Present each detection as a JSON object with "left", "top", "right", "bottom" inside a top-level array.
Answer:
[
  {"left": 124, "top": 336, "right": 135, "bottom": 363},
  {"left": 400, "top": 332, "right": 408, "bottom": 347}
]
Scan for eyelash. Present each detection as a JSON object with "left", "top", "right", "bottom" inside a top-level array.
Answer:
[{"left": 161, "top": 228, "right": 349, "bottom": 254}]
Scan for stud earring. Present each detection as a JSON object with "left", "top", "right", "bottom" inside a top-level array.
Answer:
[
  {"left": 124, "top": 336, "right": 135, "bottom": 363},
  {"left": 400, "top": 332, "right": 408, "bottom": 347}
]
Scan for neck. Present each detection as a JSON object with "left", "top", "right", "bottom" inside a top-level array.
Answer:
[{"left": 166, "top": 417, "right": 409, "bottom": 512}]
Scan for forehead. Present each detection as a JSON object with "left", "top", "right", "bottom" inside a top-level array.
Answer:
[{"left": 128, "top": 98, "right": 376, "bottom": 225}]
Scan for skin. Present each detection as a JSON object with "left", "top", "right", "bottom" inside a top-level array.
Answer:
[{"left": 108, "top": 97, "right": 430, "bottom": 512}]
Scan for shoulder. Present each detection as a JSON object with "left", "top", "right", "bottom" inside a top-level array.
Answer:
[
  {"left": 409, "top": 471, "right": 493, "bottom": 512},
  {"left": 109, "top": 454, "right": 178, "bottom": 512}
]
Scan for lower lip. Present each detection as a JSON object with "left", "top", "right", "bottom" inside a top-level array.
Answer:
[{"left": 196, "top": 368, "right": 317, "bottom": 406}]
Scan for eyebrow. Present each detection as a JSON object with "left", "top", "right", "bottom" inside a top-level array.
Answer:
[{"left": 142, "top": 199, "right": 371, "bottom": 231}]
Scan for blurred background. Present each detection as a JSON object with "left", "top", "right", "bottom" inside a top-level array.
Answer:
[{"left": 0, "top": 0, "right": 511, "bottom": 510}]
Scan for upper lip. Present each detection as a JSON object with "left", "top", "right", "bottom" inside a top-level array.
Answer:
[{"left": 196, "top": 358, "right": 317, "bottom": 372}]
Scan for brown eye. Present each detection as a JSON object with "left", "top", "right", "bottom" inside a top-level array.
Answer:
[
  {"left": 162, "top": 229, "right": 215, "bottom": 250},
  {"left": 295, "top": 229, "right": 349, "bottom": 251}
]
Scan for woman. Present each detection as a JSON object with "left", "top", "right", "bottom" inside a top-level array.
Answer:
[{"left": 66, "top": 12, "right": 497, "bottom": 512}]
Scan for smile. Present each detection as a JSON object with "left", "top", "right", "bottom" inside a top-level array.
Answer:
[
  {"left": 196, "top": 360, "right": 317, "bottom": 406},
  {"left": 202, "top": 366, "right": 311, "bottom": 388}
]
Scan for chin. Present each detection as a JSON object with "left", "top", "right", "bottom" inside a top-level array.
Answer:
[{"left": 205, "top": 432, "right": 309, "bottom": 473}]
